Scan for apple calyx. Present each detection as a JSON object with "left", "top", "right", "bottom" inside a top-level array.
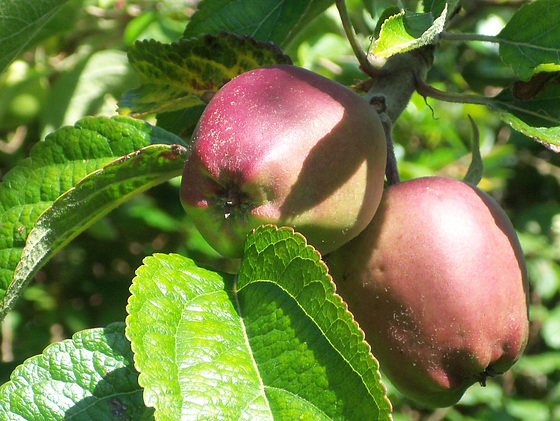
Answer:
[
  {"left": 216, "top": 185, "right": 255, "bottom": 220},
  {"left": 476, "top": 366, "right": 499, "bottom": 387}
]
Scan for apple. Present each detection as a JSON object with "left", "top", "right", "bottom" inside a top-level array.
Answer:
[
  {"left": 327, "top": 176, "right": 530, "bottom": 407},
  {"left": 180, "top": 65, "right": 387, "bottom": 258}
]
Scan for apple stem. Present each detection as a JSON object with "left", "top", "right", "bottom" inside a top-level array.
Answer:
[
  {"left": 380, "top": 114, "right": 401, "bottom": 185},
  {"left": 364, "top": 46, "right": 434, "bottom": 123},
  {"left": 368, "top": 94, "right": 400, "bottom": 184}
]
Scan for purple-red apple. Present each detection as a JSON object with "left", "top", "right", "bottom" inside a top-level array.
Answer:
[
  {"left": 327, "top": 176, "right": 530, "bottom": 407},
  {"left": 181, "top": 65, "right": 387, "bottom": 258}
]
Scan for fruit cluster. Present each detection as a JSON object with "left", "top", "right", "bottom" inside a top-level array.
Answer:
[{"left": 180, "top": 65, "right": 529, "bottom": 408}]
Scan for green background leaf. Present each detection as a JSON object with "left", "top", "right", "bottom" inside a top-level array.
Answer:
[
  {"left": 499, "top": 0, "right": 560, "bottom": 80},
  {"left": 0, "top": 322, "right": 152, "bottom": 420},
  {"left": 0, "top": 0, "right": 69, "bottom": 74},
  {"left": 41, "top": 50, "right": 139, "bottom": 138},
  {"left": 183, "top": 0, "right": 335, "bottom": 48},
  {"left": 126, "top": 226, "right": 392, "bottom": 420},
  {"left": 423, "top": 0, "right": 459, "bottom": 20}
]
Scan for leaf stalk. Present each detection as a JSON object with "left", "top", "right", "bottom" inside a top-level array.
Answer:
[{"left": 415, "top": 79, "right": 493, "bottom": 106}]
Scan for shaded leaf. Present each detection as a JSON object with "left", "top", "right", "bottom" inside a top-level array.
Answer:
[
  {"left": 371, "top": 5, "right": 446, "bottom": 58},
  {"left": 126, "top": 226, "right": 392, "bottom": 420},
  {"left": 0, "top": 116, "right": 186, "bottom": 315},
  {"left": 0, "top": 0, "right": 69, "bottom": 74},
  {"left": 183, "top": 0, "right": 334, "bottom": 48},
  {"left": 492, "top": 82, "right": 560, "bottom": 151},
  {"left": 118, "top": 32, "right": 292, "bottom": 119},
  {"left": 156, "top": 105, "right": 206, "bottom": 140},
  {"left": 0, "top": 322, "right": 153, "bottom": 420},
  {"left": 499, "top": 0, "right": 560, "bottom": 80},
  {"left": 511, "top": 71, "right": 560, "bottom": 100},
  {"left": 423, "top": 0, "right": 460, "bottom": 21},
  {"left": 238, "top": 225, "right": 392, "bottom": 420}
]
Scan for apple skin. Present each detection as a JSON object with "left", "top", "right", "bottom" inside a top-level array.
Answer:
[
  {"left": 181, "top": 65, "right": 387, "bottom": 258},
  {"left": 327, "top": 176, "right": 530, "bottom": 408}
]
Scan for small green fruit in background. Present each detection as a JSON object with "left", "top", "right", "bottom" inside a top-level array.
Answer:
[
  {"left": 181, "top": 64, "right": 387, "bottom": 258},
  {"left": 328, "top": 176, "right": 530, "bottom": 408}
]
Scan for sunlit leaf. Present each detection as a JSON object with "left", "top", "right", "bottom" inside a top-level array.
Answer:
[
  {"left": 126, "top": 226, "right": 392, "bottom": 420},
  {"left": 0, "top": 323, "right": 153, "bottom": 420},
  {"left": 0, "top": 116, "right": 186, "bottom": 318},
  {"left": 371, "top": 5, "right": 447, "bottom": 58}
]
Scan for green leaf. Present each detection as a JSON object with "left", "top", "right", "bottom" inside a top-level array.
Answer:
[
  {"left": 373, "top": 7, "right": 400, "bottom": 39},
  {"left": 126, "top": 253, "right": 269, "bottom": 420},
  {"left": 0, "top": 116, "right": 187, "bottom": 316},
  {"left": 423, "top": 0, "right": 459, "bottom": 20},
  {"left": 126, "top": 226, "right": 392, "bottom": 420},
  {"left": 498, "top": 0, "right": 560, "bottom": 80},
  {"left": 118, "top": 32, "right": 292, "bottom": 119},
  {"left": 183, "top": 0, "right": 334, "bottom": 48},
  {"left": 491, "top": 80, "right": 560, "bottom": 151},
  {"left": 0, "top": 0, "right": 69, "bottom": 75},
  {"left": 155, "top": 105, "right": 206, "bottom": 139},
  {"left": 1, "top": 143, "right": 188, "bottom": 320},
  {"left": 372, "top": 5, "right": 447, "bottom": 58},
  {"left": 0, "top": 322, "right": 153, "bottom": 420},
  {"left": 515, "top": 352, "right": 560, "bottom": 376},
  {"left": 237, "top": 226, "right": 392, "bottom": 420},
  {"left": 463, "top": 115, "right": 484, "bottom": 186}
]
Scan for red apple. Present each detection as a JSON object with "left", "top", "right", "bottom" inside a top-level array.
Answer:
[
  {"left": 181, "top": 65, "right": 387, "bottom": 258},
  {"left": 328, "top": 176, "right": 530, "bottom": 407}
]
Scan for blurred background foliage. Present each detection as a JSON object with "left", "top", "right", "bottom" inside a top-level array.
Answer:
[{"left": 0, "top": 0, "right": 558, "bottom": 420}]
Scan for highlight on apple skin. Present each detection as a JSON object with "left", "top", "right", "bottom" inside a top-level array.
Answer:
[
  {"left": 180, "top": 64, "right": 387, "bottom": 258},
  {"left": 327, "top": 176, "right": 530, "bottom": 408}
]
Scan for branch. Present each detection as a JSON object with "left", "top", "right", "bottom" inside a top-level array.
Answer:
[
  {"left": 335, "top": 0, "right": 382, "bottom": 78},
  {"left": 415, "top": 79, "right": 493, "bottom": 106}
]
